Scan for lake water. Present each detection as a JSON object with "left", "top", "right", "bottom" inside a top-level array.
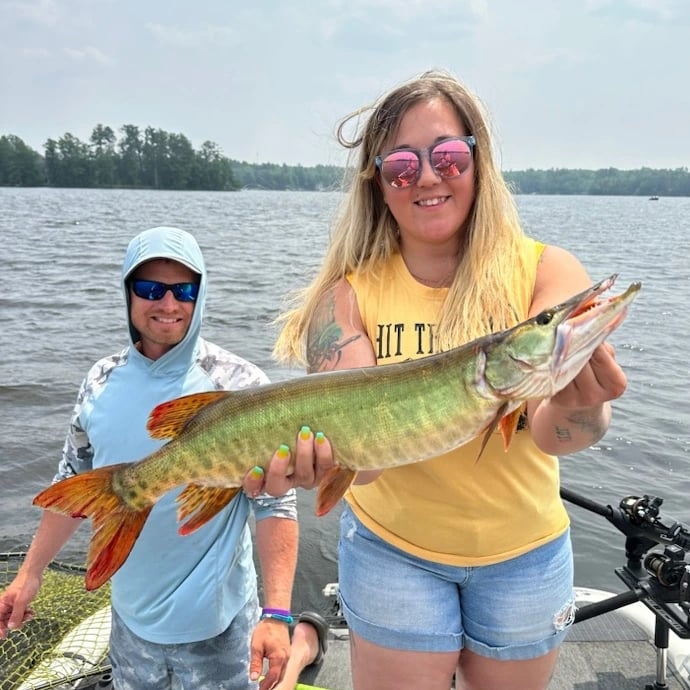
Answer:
[{"left": 1, "top": 187, "right": 688, "bottom": 614}]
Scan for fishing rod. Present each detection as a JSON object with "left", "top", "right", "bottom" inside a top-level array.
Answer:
[
  {"left": 561, "top": 487, "right": 690, "bottom": 553},
  {"left": 561, "top": 486, "right": 690, "bottom": 621},
  {"left": 561, "top": 486, "right": 690, "bottom": 690}
]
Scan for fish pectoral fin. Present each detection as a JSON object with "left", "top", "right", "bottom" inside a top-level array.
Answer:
[
  {"left": 33, "top": 464, "right": 151, "bottom": 591},
  {"left": 475, "top": 402, "right": 522, "bottom": 463},
  {"left": 475, "top": 403, "right": 506, "bottom": 463},
  {"left": 315, "top": 467, "right": 356, "bottom": 517},
  {"left": 498, "top": 407, "right": 522, "bottom": 451},
  {"left": 176, "top": 485, "right": 241, "bottom": 536},
  {"left": 475, "top": 404, "right": 522, "bottom": 463},
  {"left": 147, "top": 391, "right": 232, "bottom": 440}
]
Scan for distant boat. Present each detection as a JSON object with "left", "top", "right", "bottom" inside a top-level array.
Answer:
[{"left": 649, "top": 195, "right": 660, "bottom": 200}]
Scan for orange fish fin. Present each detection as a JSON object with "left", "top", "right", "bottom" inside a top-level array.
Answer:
[
  {"left": 33, "top": 464, "right": 151, "bottom": 591},
  {"left": 315, "top": 467, "right": 357, "bottom": 517},
  {"left": 147, "top": 391, "right": 231, "bottom": 440},
  {"left": 177, "top": 485, "right": 241, "bottom": 536},
  {"left": 475, "top": 402, "right": 509, "bottom": 463},
  {"left": 86, "top": 505, "right": 152, "bottom": 591},
  {"left": 498, "top": 407, "right": 522, "bottom": 451},
  {"left": 475, "top": 404, "right": 523, "bottom": 463}
]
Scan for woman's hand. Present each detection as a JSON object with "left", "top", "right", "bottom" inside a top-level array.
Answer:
[
  {"left": 243, "top": 428, "right": 335, "bottom": 497},
  {"left": 550, "top": 341, "right": 627, "bottom": 409},
  {"left": 528, "top": 342, "right": 627, "bottom": 455}
]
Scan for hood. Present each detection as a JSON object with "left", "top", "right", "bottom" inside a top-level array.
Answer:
[{"left": 121, "top": 226, "right": 207, "bottom": 372}]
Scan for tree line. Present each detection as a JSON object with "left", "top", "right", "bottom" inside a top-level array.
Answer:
[
  {"left": 503, "top": 167, "right": 690, "bottom": 197},
  {"left": 0, "top": 126, "right": 343, "bottom": 192},
  {"left": 0, "top": 126, "right": 240, "bottom": 191},
  {"left": 0, "top": 126, "right": 688, "bottom": 196}
]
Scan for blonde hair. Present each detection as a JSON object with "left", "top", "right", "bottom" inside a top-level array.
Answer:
[{"left": 273, "top": 68, "right": 529, "bottom": 365}]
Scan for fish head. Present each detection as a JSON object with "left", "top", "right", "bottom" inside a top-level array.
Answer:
[{"left": 481, "top": 274, "right": 641, "bottom": 400}]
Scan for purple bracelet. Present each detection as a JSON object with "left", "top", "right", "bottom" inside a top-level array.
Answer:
[{"left": 260, "top": 608, "right": 294, "bottom": 624}]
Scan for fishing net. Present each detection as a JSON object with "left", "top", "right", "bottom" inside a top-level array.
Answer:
[{"left": 0, "top": 552, "right": 112, "bottom": 690}]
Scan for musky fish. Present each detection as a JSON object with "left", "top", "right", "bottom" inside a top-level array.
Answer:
[{"left": 34, "top": 275, "right": 640, "bottom": 589}]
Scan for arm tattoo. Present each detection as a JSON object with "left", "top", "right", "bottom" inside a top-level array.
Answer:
[
  {"left": 554, "top": 426, "right": 572, "bottom": 443},
  {"left": 554, "top": 411, "right": 606, "bottom": 444},
  {"left": 307, "top": 291, "right": 360, "bottom": 372}
]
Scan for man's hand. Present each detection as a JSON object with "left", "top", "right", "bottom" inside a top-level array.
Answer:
[
  {"left": 249, "top": 618, "right": 291, "bottom": 689},
  {"left": 0, "top": 573, "right": 40, "bottom": 639}
]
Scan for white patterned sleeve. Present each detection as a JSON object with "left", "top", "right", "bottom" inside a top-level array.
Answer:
[{"left": 54, "top": 381, "right": 94, "bottom": 482}]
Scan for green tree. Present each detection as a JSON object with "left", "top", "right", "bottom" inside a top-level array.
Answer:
[
  {"left": 165, "top": 133, "right": 195, "bottom": 189},
  {"left": 43, "top": 138, "right": 61, "bottom": 186},
  {"left": 118, "top": 125, "right": 144, "bottom": 187},
  {"left": 55, "top": 133, "right": 92, "bottom": 187},
  {"left": 194, "top": 141, "right": 238, "bottom": 190},
  {"left": 142, "top": 127, "right": 170, "bottom": 189},
  {"left": 90, "top": 124, "right": 117, "bottom": 187},
  {"left": 0, "top": 135, "right": 44, "bottom": 186}
]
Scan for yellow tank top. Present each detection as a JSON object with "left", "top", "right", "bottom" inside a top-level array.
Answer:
[{"left": 345, "top": 239, "right": 570, "bottom": 566}]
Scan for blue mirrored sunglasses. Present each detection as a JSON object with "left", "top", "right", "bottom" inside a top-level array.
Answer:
[
  {"left": 375, "top": 136, "right": 476, "bottom": 189},
  {"left": 130, "top": 279, "right": 199, "bottom": 302}
]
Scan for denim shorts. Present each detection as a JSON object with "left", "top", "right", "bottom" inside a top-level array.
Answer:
[
  {"left": 109, "top": 593, "right": 259, "bottom": 689},
  {"left": 338, "top": 505, "right": 574, "bottom": 660}
]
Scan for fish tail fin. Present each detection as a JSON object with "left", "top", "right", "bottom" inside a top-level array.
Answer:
[
  {"left": 33, "top": 465, "right": 152, "bottom": 591},
  {"left": 315, "top": 467, "right": 357, "bottom": 517}
]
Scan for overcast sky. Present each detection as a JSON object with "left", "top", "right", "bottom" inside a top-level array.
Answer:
[{"left": 1, "top": 0, "right": 687, "bottom": 171}]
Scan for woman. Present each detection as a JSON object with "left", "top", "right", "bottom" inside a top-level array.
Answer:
[{"left": 270, "top": 69, "right": 629, "bottom": 690}]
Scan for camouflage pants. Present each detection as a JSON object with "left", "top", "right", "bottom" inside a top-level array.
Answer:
[{"left": 109, "top": 594, "right": 260, "bottom": 690}]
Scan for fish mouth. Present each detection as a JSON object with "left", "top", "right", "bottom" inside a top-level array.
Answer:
[{"left": 552, "top": 275, "right": 641, "bottom": 381}]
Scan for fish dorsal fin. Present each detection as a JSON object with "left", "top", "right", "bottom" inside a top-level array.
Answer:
[{"left": 147, "top": 391, "right": 231, "bottom": 440}]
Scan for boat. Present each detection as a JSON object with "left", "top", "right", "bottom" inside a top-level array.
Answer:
[
  {"left": 13, "top": 608, "right": 111, "bottom": 690},
  {"left": 302, "top": 486, "right": 690, "bottom": 689},
  {"left": 2, "top": 485, "right": 690, "bottom": 690},
  {"left": 649, "top": 196, "right": 660, "bottom": 200}
]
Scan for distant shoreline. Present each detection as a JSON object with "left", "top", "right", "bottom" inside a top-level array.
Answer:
[{"left": 2, "top": 131, "right": 687, "bottom": 195}]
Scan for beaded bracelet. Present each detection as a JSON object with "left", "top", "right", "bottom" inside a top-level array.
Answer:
[{"left": 260, "top": 608, "right": 294, "bottom": 624}]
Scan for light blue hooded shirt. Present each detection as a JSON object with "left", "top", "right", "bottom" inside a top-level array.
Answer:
[{"left": 56, "top": 226, "right": 296, "bottom": 644}]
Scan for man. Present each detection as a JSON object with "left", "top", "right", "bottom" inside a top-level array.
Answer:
[{"left": 0, "top": 226, "right": 298, "bottom": 689}]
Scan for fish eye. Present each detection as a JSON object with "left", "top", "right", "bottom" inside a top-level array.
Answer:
[{"left": 536, "top": 311, "right": 554, "bottom": 326}]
